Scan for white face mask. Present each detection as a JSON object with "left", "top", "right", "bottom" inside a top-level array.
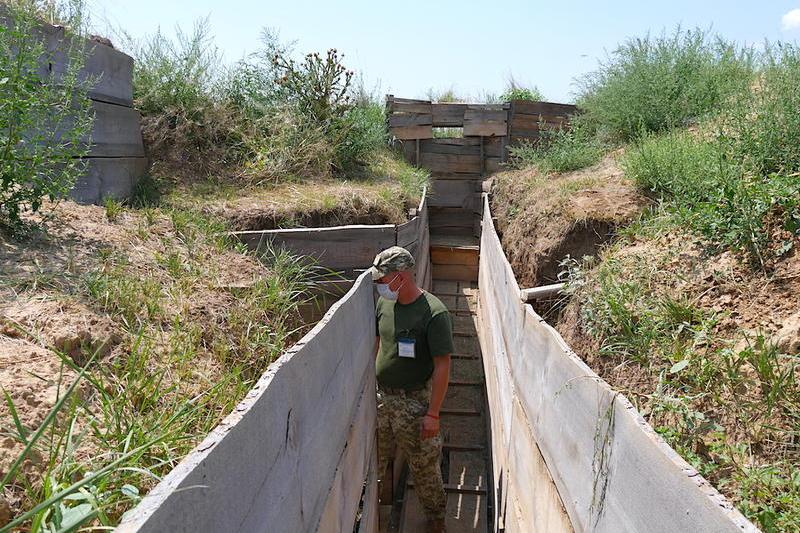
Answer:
[{"left": 376, "top": 283, "right": 399, "bottom": 301}]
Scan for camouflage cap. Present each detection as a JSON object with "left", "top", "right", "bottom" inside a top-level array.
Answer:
[{"left": 369, "top": 246, "right": 415, "bottom": 281}]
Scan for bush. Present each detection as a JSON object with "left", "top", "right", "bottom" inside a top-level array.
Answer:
[
  {"left": 272, "top": 48, "right": 354, "bottom": 125},
  {"left": 131, "top": 18, "right": 219, "bottom": 119},
  {"left": 0, "top": 2, "right": 94, "bottom": 228},
  {"left": 719, "top": 44, "right": 800, "bottom": 176},
  {"left": 331, "top": 96, "right": 387, "bottom": 172},
  {"left": 622, "top": 129, "right": 732, "bottom": 203},
  {"left": 500, "top": 77, "right": 544, "bottom": 102},
  {"left": 244, "top": 106, "right": 333, "bottom": 181},
  {"left": 577, "top": 27, "right": 755, "bottom": 142},
  {"left": 623, "top": 130, "right": 800, "bottom": 267},
  {"left": 508, "top": 119, "right": 605, "bottom": 174}
]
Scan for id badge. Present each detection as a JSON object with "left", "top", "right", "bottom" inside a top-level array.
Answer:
[{"left": 398, "top": 337, "right": 416, "bottom": 358}]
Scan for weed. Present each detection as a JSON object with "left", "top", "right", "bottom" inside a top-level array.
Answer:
[
  {"left": 500, "top": 74, "right": 544, "bottom": 102},
  {"left": 103, "top": 197, "right": 124, "bottom": 222},
  {"left": 509, "top": 118, "right": 605, "bottom": 174},
  {"left": 577, "top": 27, "right": 755, "bottom": 142}
]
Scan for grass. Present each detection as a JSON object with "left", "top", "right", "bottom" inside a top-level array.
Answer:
[
  {"left": 1, "top": 203, "right": 315, "bottom": 530},
  {"left": 577, "top": 27, "right": 755, "bottom": 142},
  {"left": 508, "top": 118, "right": 605, "bottom": 174},
  {"left": 565, "top": 239, "right": 800, "bottom": 531}
]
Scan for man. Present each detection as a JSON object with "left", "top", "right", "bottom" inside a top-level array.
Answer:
[{"left": 369, "top": 246, "right": 453, "bottom": 533}]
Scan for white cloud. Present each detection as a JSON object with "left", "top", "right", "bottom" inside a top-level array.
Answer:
[{"left": 781, "top": 8, "right": 800, "bottom": 31}]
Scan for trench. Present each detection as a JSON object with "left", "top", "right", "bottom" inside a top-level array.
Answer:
[{"left": 115, "top": 99, "right": 758, "bottom": 533}]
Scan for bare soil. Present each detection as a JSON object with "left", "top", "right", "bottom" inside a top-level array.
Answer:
[
  {"left": 491, "top": 154, "right": 647, "bottom": 288},
  {"left": 0, "top": 200, "right": 285, "bottom": 523}
]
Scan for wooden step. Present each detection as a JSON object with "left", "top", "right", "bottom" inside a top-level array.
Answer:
[
  {"left": 440, "top": 407, "right": 482, "bottom": 417},
  {"left": 430, "top": 236, "right": 479, "bottom": 282},
  {"left": 407, "top": 482, "right": 487, "bottom": 495}
]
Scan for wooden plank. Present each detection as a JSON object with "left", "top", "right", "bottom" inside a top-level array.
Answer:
[
  {"left": 463, "top": 107, "right": 507, "bottom": 137},
  {"left": 391, "top": 125, "right": 433, "bottom": 140},
  {"left": 389, "top": 113, "right": 433, "bottom": 127},
  {"left": 511, "top": 114, "right": 572, "bottom": 127},
  {"left": 420, "top": 139, "right": 481, "bottom": 156},
  {"left": 446, "top": 493, "right": 487, "bottom": 533},
  {"left": 390, "top": 98, "right": 432, "bottom": 114},
  {"left": 477, "top": 193, "right": 758, "bottom": 533},
  {"left": 118, "top": 275, "right": 379, "bottom": 533},
  {"left": 232, "top": 225, "right": 396, "bottom": 271},
  {"left": 36, "top": 20, "right": 135, "bottom": 106},
  {"left": 510, "top": 100, "right": 577, "bottom": 116},
  {"left": 358, "top": 448, "right": 382, "bottom": 533},
  {"left": 407, "top": 482, "right": 487, "bottom": 495},
  {"left": 432, "top": 264, "right": 479, "bottom": 282},
  {"left": 397, "top": 217, "right": 421, "bottom": 248},
  {"left": 430, "top": 208, "right": 477, "bottom": 231},
  {"left": 429, "top": 180, "right": 480, "bottom": 209},
  {"left": 432, "top": 103, "right": 467, "bottom": 126},
  {"left": 319, "top": 377, "right": 378, "bottom": 533},
  {"left": 429, "top": 172, "right": 483, "bottom": 181},
  {"left": 482, "top": 137, "right": 504, "bottom": 158},
  {"left": 419, "top": 152, "right": 481, "bottom": 174},
  {"left": 485, "top": 157, "right": 503, "bottom": 174},
  {"left": 431, "top": 247, "right": 479, "bottom": 267},
  {"left": 399, "top": 488, "right": 428, "bottom": 533}
]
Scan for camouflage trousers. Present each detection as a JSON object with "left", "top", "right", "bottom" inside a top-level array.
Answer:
[{"left": 377, "top": 381, "right": 446, "bottom": 521}]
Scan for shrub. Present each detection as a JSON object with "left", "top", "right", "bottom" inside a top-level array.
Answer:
[
  {"left": 577, "top": 27, "right": 755, "bottom": 141},
  {"left": 508, "top": 119, "right": 604, "bottom": 174},
  {"left": 244, "top": 106, "right": 333, "bottom": 181},
  {"left": 331, "top": 100, "right": 386, "bottom": 172},
  {"left": 718, "top": 43, "right": 800, "bottom": 176},
  {"left": 272, "top": 48, "right": 354, "bottom": 125},
  {"left": 622, "top": 129, "right": 732, "bottom": 203},
  {"left": 0, "top": 1, "right": 94, "bottom": 228},
  {"left": 624, "top": 130, "right": 800, "bottom": 267},
  {"left": 500, "top": 76, "right": 544, "bottom": 102}
]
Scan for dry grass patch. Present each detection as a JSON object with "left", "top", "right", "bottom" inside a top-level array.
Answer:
[{"left": 0, "top": 200, "right": 311, "bottom": 529}]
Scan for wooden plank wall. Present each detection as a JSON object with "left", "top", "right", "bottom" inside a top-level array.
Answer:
[
  {"left": 232, "top": 202, "right": 430, "bottom": 283},
  {"left": 231, "top": 193, "right": 431, "bottom": 322},
  {"left": 507, "top": 100, "right": 577, "bottom": 147},
  {"left": 386, "top": 96, "right": 577, "bottom": 238},
  {"left": 118, "top": 273, "right": 381, "bottom": 533},
  {"left": 3, "top": 11, "right": 146, "bottom": 204},
  {"left": 477, "top": 194, "right": 758, "bottom": 533}
]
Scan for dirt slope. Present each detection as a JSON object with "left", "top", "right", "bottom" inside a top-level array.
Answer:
[{"left": 491, "top": 153, "right": 647, "bottom": 287}]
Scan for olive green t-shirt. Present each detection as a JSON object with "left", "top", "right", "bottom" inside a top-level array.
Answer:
[{"left": 375, "top": 291, "right": 454, "bottom": 390}]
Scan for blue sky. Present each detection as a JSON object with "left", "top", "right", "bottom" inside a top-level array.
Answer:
[{"left": 89, "top": 1, "right": 800, "bottom": 103}]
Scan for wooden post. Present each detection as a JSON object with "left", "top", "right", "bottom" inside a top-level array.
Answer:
[
  {"left": 415, "top": 138, "right": 420, "bottom": 167},
  {"left": 480, "top": 136, "right": 485, "bottom": 178}
]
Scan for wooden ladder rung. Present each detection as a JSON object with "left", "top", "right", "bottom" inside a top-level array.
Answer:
[
  {"left": 449, "top": 379, "right": 484, "bottom": 387},
  {"left": 407, "top": 481, "right": 487, "bottom": 495},
  {"left": 440, "top": 407, "right": 481, "bottom": 417},
  {"left": 443, "top": 443, "right": 485, "bottom": 452}
]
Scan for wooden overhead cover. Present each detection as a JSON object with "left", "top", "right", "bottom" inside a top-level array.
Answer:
[
  {"left": 388, "top": 96, "right": 433, "bottom": 139},
  {"left": 463, "top": 105, "right": 507, "bottom": 137}
]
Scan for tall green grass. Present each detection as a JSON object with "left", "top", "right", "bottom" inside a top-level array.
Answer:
[
  {"left": 577, "top": 27, "right": 755, "bottom": 142},
  {"left": 508, "top": 117, "right": 605, "bottom": 174}
]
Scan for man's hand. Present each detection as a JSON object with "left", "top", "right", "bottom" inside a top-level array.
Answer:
[{"left": 420, "top": 413, "right": 440, "bottom": 440}]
